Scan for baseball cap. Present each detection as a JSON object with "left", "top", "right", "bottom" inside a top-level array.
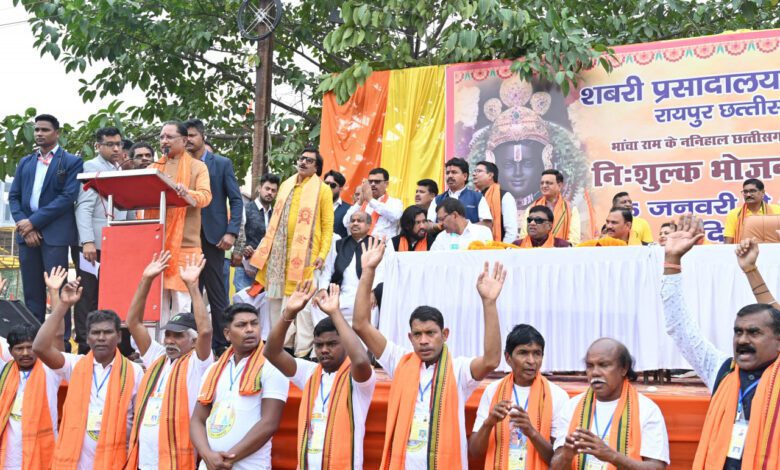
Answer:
[{"left": 163, "top": 312, "right": 197, "bottom": 332}]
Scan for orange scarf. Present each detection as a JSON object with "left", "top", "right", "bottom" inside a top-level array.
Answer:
[
  {"left": 125, "top": 351, "right": 194, "bottom": 470},
  {"left": 693, "top": 358, "right": 780, "bottom": 469},
  {"left": 484, "top": 373, "right": 553, "bottom": 470},
  {"left": 532, "top": 196, "right": 571, "bottom": 241},
  {"left": 250, "top": 175, "right": 322, "bottom": 285},
  {"left": 148, "top": 152, "right": 193, "bottom": 287},
  {"left": 484, "top": 184, "right": 503, "bottom": 242},
  {"left": 518, "top": 234, "right": 555, "bottom": 248},
  {"left": 0, "top": 361, "right": 54, "bottom": 470},
  {"left": 568, "top": 380, "right": 641, "bottom": 470},
  {"left": 297, "top": 358, "right": 354, "bottom": 469},
  {"left": 198, "top": 343, "right": 266, "bottom": 405},
  {"left": 54, "top": 351, "right": 135, "bottom": 470},
  {"left": 381, "top": 344, "right": 461, "bottom": 469},
  {"left": 361, "top": 193, "right": 389, "bottom": 235},
  {"left": 398, "top": 235, "right": 428, "bottom": 252},
  {"left": 733, "top": 202, "right": 774, "bottom": 243}
]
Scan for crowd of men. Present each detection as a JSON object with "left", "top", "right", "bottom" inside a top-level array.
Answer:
[{"left": 1, "top": 113, "right": 778, "bottom": 469}]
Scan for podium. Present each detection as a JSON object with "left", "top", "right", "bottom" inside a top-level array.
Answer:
[{"left": 77, "top": 169, "right": 195, "bottom": 331}]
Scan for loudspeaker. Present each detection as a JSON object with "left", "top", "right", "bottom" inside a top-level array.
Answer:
[{"left": 0, "top": 300, "right": 41, "bottom": 338}]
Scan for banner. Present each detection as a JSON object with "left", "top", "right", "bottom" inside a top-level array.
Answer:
[{"left": 446, "top": 30, "right": 780, "bottom": 242}]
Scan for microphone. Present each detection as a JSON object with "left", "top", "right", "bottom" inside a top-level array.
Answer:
[{"left": 162, "top": 147, "right": 170, "bottom": 157}]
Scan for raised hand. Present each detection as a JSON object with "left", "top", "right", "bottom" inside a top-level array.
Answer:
[
  {"left": 143, "top": 251, "right": 172, "bottom": 280},
  {"left": 735, "top": 237, "right": 759, "bottom": 271},
  {"left": 284, "top": 280, "right": 315, "bottom": 319},
  {"left": 664, "top": 213, "right": 704, "bottom": 259},
  {"left": 179, "top": 253, "right": 206, "bottom": 286},
  {"left": 59, "top": 278, "right": 83, "bottom": 306},
  {"left": 360, "top": 236, "right": 386, "bottom": 270},
  {"left": 476, "top": 261, "right": 507, "bottom": 302},
  {"left": 44, "top": 266, "right": 68, "bottom": 291},
  {"left": 314, "top": 283, "right": 341, "bottom": 315}
]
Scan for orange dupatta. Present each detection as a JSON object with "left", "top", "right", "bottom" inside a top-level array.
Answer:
[
  {"left": 198, "top": 343, "right": 266, "bottom": 405},
  {"left": 733, "top": 202, "right": 774, "bottom": 243},
  {"left": 0, "top": 361, "right": 54, "bottom": 470},
  {"left": 125, "top": 351, "right": 194, "bottom": 470},
  {"left": 398, "top": 236, "right": 428, "bottom": 252},
  {"left": 380, "top": 344, "right": 461, "bottom": 469},
  {"left": 361, "top": 193, "right": 389, "bottom": 235},
  {"left": 518, "top": 234, "right": 555, "bottom": 248},
  {"left": 568, "top": 380, "right": 641, "bottom": 470},
  {"left": 148, "top": 152, "right": 193, "bottom": 289},
  {"left": 693, "top": 358, "right": 780, "bottom": 470},
  {"left": 532, "top": 196, "right": 571, "bottom": 241},
  {"left": 484, "top": 373, "right": 553, "bottom": 470},
  {"left": 54, "top": 351, "right": 135, "bottom": 470},
  {"left": 297, "top": 358, "right": 354, "bottom": 469},
  {"left": 484, "top": 184, "right": 503, "bottom": 242},
  {"left": 250, "top": 175, "right": 322, "bottom": 286}
]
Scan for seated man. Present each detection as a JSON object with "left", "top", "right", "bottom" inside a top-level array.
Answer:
[
  {"left": 551, "top": 338, "right": 669, "bottom": 469},
  {"left": 352, "top": 237, "right": 504, "bottom": 469},
  {"left": 431, "top": 198, "right": 493, "bottom": 251},
  {"left": 265, "top": 282, "right": 376, "bottom": 469},
  {"left": 33, "top": 279, "right": 145, "bottom": 469},
  {"left": 469, "top": 324, "right": 570, "bottom": 468},
  {"left": 124, "top": 252, "right": 214, "bottom": 470},
  {"left": 662, "top": 214, "right": 780, "bottom": 468},
  {"left": 514, "top": 205, "right": 571, "bottom": 248},
  {"left": 190, "top": 303, "right": 288, "bottom": 470},
  {"left": 603, "top": 207, "right": 633, "bottom": 244},
  {"left": 519, "top": 170, "right": 580, "bottom": 244},
  {"left": 387, "top": 205, "right": 436, "bottom": 253},
  {"left": 612, "top": 192, "right": 653, "bottom": 245}
]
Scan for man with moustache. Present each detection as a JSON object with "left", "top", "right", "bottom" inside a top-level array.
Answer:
[
  {"left": 342, "top": 167, "right": 403, "bottom": 239},
  {"left": 387, "top": 205, "right": 436, "bottom": 253},
  {"left": 603, "top": 207, "right": 633, "bottom": 244},
  {"left": 723, "top": 178, "right": 780, "bottom": 243},
  {"left": 324, "top": 170, "right": 351, "bottom": 238},
  {"left": 551, "top": 338, "right": 669, "bottom": 469},
  {"left": 190, "top": 303, "right": 288, "bottom": 470},
  {"left": 265, "top": 281, "right": 376, "bottom": 469},
  {"left": 123, "top": 252, "right": 214, "bottom": 470},
  {"left": 514, "top": 206, "right": 571, "bottom": 248},
  {"left": 233, "top": 173, "right": 280, "bottom": 292},
  {"left": 415, "top": 179, "right": 439, "bottom": 213},
  {"left": 519, "top": 170, "right": 580, "bottom": 244},
  {"left": 612, "top": 192, "right": 653, "bottom": 245},
  {"left": 428, "top": 157, "right": 492, "bottom": 226},
  {"left": 469, "top": 324, "right": 570, "bottom": 469},
  {"left": 473, "top": 160, "right": 519, "bottom": 243},
  {"left": 430, "top": 198, "right": 493, "bottom": 251},
  {"left": 129, "top": 142, "right": 155, "bottom": 169},
  {"left": 662, "top": 214, "right": 780, "bottom": 468},
  {"left": 33, "top": 279, "right": 145, "bottom": 469}
]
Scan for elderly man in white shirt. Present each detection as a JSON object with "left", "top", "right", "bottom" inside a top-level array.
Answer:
[
  {"left": 342, "top": 168, "right": 403, "bottom": 240},
  {"left": 431, "top": 198, "right": 494, "bottom": 251}
]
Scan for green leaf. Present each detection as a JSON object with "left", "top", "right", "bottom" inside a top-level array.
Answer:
[
  {"left": 4, "top": 130, "right": 14, "bottom": 147},
  {"left": 22, "top": 123, "right": 34, "bottom": 143}
]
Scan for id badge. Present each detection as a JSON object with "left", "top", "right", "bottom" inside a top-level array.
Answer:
[
  {"left": 87, "top": 404, "right": 103, "bottom": 441},
  {"left": 727, "top": 419, "right": 749, "bottom": 460},
  {"left": 142, "top": 395, "right": 163, "bottom": 427},
  {"left": 407, "top": 402, "right": 430, "bottom": 452},
  {"left": 508, "top": 443, "right": 527, "bottom": 470},
  {"left": 10, "top": 393, "right": 23, "bottom": 421},
  {"left": 308, "top": 412, "right": 327, "bottom": 454},
  {"left": 207, "top": 399, "right": 236, "bottom": 439},
  {"left": 585, "top": 456, "right": 608, "bottom": 470}
]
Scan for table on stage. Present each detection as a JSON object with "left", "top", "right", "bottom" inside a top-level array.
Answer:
[{"left": 378, "top": 244, "right": 780, "bottom": 371}]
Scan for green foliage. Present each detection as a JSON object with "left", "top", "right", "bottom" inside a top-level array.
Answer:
[{"left": 2, "top": 0, "right": 778, "bottom": 179}]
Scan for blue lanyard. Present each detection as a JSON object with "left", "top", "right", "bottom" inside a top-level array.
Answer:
[
  {"left": 593, "top": 406, "right": 614, "bottom": 441},
  {"left": 512, "top": 386, "right": 531, "bottom": 441},
  {"left": 21, "top": 370, "right": 31, "bottom": 383},
  {"left": 418, "top": 378, "right": 434, "bottom": 402},
  {"left": 155, "top": 364, "right": 171, "bottom": 394},
  {"left": 737, "top": 380, "right": 760, "bottom": 419},
  {"left": 229, "top": 360, "right": 245, "bottom": 391},
  {"left": 320, "top": 373, "right": 332, "bottom": 412},
  {"left": 93, "top": 365, "right": 113, "bottom": 395}
]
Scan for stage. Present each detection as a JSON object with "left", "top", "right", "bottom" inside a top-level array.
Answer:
[{"left": 270, "top": 371, "right": 710, "bottom": 469}]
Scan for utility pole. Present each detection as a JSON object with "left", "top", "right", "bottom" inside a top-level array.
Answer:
[{"left": 251, "top": 0, "right": 274, "bottom": 193}]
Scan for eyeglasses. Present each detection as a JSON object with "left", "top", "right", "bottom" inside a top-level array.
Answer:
[
  {"left": 325, "top": 182, "right": 339, "bottom": 189},
  {"left": 367, "top": 179, "right": 385, "bottom": 185},
  {"left": 99, "top": 142, "right": 123, "bottom": 148},
  {"left": 742, "top": 189, "right": 760, "bottom": 195},
  {"left": 436, "top": 212, "right": 453, "bottom": 223},
  {"left": 298, "top": 156, "right": 316, "bottom": 164},
  {"left": 527, "top": 217, "right": 550, "bottom": 224}
]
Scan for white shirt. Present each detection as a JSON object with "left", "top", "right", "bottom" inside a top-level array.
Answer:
[
  {"left": 0, "top": 357, "right": 62, "bottom": 470},
  {"left": 427, "top": 187, "right": 493, "bottom": 222},
  {"left": 472, "top": 378, "right": 571, "bottom": 444},
  {"left": 553, "top": 392, "right": 670, "bottom": 465},
  {"left": 290, "top": 358, "right": 376, "bottom": 469},
  {"left": 430, "top": 222, "right": 494, "bottom": 251},
  {"left": 519, "top": 201, "right": 581, "bottom": 245},
  {"left": 499, "top": 191, "right": 520, "bottom": 243},
  {"left": 30, "top": 145, "right": 59, "bottom": 212},
  {"left": 138, "top": 341, "right": 214, "bottom": 470},
  {"left": 56, "top": 352, "right": 144, "bottom": 470},
  {"left": 198, "top": 356, "right": 289, "bottom": 470},
  {"left": 378, "top": 341, "right": 480, "bottom": 470},
  {"left": 342, "top": 195, "right": 403, "bottom": 240}
]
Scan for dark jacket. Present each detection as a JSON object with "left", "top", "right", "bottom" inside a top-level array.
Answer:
[{"left": 200, "top": 151, "right": 243, "bottom": 245}]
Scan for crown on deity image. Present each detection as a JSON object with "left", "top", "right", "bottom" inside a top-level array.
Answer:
[{"left": 484, "top": 76, "right": 554, "bottom": 169}]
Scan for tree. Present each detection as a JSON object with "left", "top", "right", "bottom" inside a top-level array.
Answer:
[{"left": 2, "top": 0, "right": 777, "bottom": 181}]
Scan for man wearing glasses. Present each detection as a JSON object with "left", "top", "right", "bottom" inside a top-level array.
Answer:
[
  {"left": 73, "top": 127, "right": 129, "bottom": 352},
  {"left": 342, "top": 167, "right": 403, "bottom": 240},
  {"left": 324, "top": 170, "right": 351, "bottom": 238},
  {"left": 514, "top": 205, "right": 571, "bottom": 248},
  {"left": 430, "top": 198, "right": 493, "bottom": 250},
  {"left": 723, "top": 178, "right": 780, "bottom": 243},
  {"left": 249, "top": 146, "right": 333, "bottom": 357}
]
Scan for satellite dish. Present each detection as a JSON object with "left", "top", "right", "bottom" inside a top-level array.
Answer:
[{"left": 237, "top": 0, "right": 284, "bottom": 41}]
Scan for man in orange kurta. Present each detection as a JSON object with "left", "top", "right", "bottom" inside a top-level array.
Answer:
[
  {"left": 250, "top": 146, "right": 333, "bottom": 357},
  {"left": 152, "top": 121, "right": 212, "bottom": 324}
]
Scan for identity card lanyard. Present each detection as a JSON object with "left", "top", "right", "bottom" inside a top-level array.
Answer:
[
  {"left": 737, "top": 380, "right": 759, "bottom": 421},
  {"left": 512, "top": 386, "right": 530, "bottom": 441},
  {"left": 93, "top": 365, "right": 113, "bottom": 395}
]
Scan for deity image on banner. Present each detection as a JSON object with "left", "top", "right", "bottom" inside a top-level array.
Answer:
[{"left": 449, "top": 64, "right": 591, "bottom": 220}]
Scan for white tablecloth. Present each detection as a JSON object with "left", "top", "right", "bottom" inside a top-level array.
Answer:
[{"left": 378, "top": 244, "right": 780, "bottom": 371}]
